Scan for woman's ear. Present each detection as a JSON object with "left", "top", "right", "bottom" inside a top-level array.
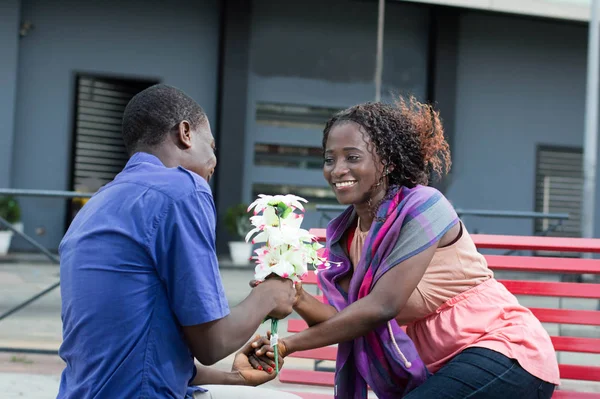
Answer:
[{"left": 385, "top": 164, "right": 395, "bottom": 175}]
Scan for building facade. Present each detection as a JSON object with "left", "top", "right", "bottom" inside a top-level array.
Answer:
[{"left": 1, "top": 0, "right": 598, "bottom": 254}]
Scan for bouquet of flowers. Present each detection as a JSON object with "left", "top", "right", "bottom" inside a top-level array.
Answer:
[
  {"left": 245, "top": 194, "right": 330, "bottom": 282},
  {"left": 244, "top": 194, "right": 330, "bottom": 373}
]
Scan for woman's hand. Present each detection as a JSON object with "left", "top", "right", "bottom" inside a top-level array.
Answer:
[
  {"left": 251, "top": 331, "right": 289, "bottom": 360},
  {"left": 250, "top": 277, "right": 338, "bottom": 327},
  {"left": 293, "top": 282, "right": 305, "bottom": 308}
]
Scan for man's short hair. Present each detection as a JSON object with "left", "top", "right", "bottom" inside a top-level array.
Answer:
[{"left": 122, "top": 84, "right": 207, "bottom": 155}]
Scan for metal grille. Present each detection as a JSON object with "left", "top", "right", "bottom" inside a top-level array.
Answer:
[
  {"left": 254, "top": 143, "right": 323, "bottom": 169},
  {"left": 535, "top": 146, "right": 582, "bottom": 237},
  {"left": 256, "top": 102, "right": 341, "bottom": 129},
  {"left": 71, "top": 75, "right": 156, "bottom": 191}
]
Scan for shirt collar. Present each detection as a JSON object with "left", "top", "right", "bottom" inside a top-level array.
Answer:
[{"left": 126, "top": 152, "right": 165, "bottom": 168}]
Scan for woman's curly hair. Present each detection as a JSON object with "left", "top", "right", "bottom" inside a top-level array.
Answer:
[{"left": 322, "top": 95, "right": 451, "bottom": 190}]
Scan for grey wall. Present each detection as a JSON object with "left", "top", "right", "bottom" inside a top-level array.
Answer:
[
  {"left": 243, "top": 0, "right": 430, "bottom": 229},
  {"left": 429, "top": 7, "right": 460, "bottom": 194},
  {"left": 215, "top": 0, "right": 253, "bottom": 254},
  {"left": 0, "top": 0, "right": 20, "bottom": 188},
  {"left": 7, "top": 0, "right": 600, "bottom": 252},
  {"left": 11, "top": 0, "right": 220, "bottom": 249},
  {"left": 446, "top": 12, "right": 589, "bottom": 235}
]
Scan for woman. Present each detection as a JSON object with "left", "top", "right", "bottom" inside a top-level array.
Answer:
[{"left": 254, "top": 96, "right": 559, "bottom": 398}]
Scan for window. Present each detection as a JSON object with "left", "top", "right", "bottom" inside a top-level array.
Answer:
[
  {"left": 67, "top": 75, "right": 157, "bottom": 224},
  {"left": 252, "top": 183, "right": 337, "bottom": 210},
  {"left": 70, "top": 75, "right": 157, "bottom": 192},
  {"left": 249, "top": 102, "right": 341, "bottom": 225},
  {"left": 254, "top": 143, "right": 323, "bottom": 169},
  {"left": 256, "top": 102, "right": 340, "bottom": 129},
  {"left": 534, "top": 146, "right": 582, "bottom": 238}
]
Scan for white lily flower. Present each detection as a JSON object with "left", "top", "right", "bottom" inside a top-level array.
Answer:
[
  {"left": 242, "top": 193, "right": 333, "bottom": 284},
  {"left": 253, "top": 246, "right": 304, "bottom": 282},
  {"left": 247, "top": 194, "right": 308, "bottom": 214}
]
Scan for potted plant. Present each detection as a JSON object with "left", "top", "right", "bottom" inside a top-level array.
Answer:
[
  {"left": 0, "top": 196, "right": 21, "bottom": 256},
  {"left": 224, "top": 203, "right": 254, "bottom": 266}
]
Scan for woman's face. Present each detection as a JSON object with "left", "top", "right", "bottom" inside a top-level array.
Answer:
[{"left": 323, "top": 122, "right": 387, "bottom": 205}]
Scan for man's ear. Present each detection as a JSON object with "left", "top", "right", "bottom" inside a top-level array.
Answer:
[{"left": 176, "top": 120, "right": 193, "bottom": 149}]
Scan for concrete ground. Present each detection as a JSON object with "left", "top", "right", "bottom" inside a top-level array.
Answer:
[
  {"left": 0, "top": 258, "right": 334, "bottom": 398},
  {"left": 0, "top": 257, "right": 598, "bottom": 398}
]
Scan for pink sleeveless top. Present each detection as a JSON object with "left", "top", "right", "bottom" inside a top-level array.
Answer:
[{"left": 349, "top": 222, "right": 560, "bottom": 385}]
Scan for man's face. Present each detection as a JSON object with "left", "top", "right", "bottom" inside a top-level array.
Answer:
[{"left": 188, "top": 120, "right": 217, "bottom": 182}]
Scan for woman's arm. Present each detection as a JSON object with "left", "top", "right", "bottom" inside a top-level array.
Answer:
[
  {"left": 257, "top": 244, "right": 438, "bottom": 357},
  {"left": 293, "top": 283, "right": 338, "bottom": 326}
]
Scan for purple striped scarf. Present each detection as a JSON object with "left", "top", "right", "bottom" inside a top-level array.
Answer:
[{"left": 318, "top": 185, "right": 458, "bottom": 398}]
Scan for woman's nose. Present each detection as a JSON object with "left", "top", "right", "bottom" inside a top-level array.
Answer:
[{"left": 332, "top": 163, "right": 349, "bottom": 178}]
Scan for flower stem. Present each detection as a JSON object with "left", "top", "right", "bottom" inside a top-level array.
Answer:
[{"left": 271, "top": 318, "right": 279, "bottom": 375}]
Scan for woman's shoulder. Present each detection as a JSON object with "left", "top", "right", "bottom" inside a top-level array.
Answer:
[
  {"left": 394, "top": 185, "right": 458, "bottom": 227},
  {"left": 400, "top": 185, "right": 452, "bottom": 209}
]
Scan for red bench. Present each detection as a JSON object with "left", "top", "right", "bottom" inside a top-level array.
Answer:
[{"left": 280, "top": 229, "right": 600, "bottom": 398}]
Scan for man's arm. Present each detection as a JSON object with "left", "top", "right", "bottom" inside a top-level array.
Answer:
[
  {"left": 183, "top": 278, "right": 294, "bottom": 366},
  {"left": 155, "top": 191, "right": 295, "bottom": 366},
  {"left": 190, "top": 364, "right": 243, "bottom": 386}
]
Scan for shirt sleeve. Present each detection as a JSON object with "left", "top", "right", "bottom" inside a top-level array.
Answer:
[{"left": 154, "top": 190, "right": 230, "bottom": 326}]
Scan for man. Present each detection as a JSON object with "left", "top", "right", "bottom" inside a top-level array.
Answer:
[{"left": 57, "top": 84, "right": 298, "bottom": 398}]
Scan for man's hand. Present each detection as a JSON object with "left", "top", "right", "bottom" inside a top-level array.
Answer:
[
  {"left": 232, "top": 334, "right": 284, "bottom": 386},
  {"left": 251, "top": 275, "right": 295, "bottom": 320}
]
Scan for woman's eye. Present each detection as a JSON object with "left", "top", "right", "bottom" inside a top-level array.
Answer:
[
  {"left": 347, "top": 155, "right": 360, "bottom": 162},
  {"left": 323, "top": 158, "right": 334, "bottom": 165}
]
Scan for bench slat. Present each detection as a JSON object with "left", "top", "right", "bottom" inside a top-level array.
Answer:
[
  {"left": 290, "top": 391, "right": 600, "bottom": 399},
  {"left": 303, "top": 272, "right": 318, "bottom": 285},
  {"left": 306, "top": 257, "right": 600, "bottom": 278},
  {"left": 486, "top": 255, "right": 600, "bottom": 274},
  {"left": 471, "top": 234, "right": 600, "bottom": 253},
  {"left": 290, "top": 347, "right": 337, "bottom": 361},
  {"left": 288, "top": 319, "right": 309, "bottom": 333},
  {"left": 308, "top": 229, "right": 600, "bottom": 253},
  {"left": 304, "top": 276, "right": 600, "bottom": 299},
  {"left": 559, "top": 364, "right": 600, "bottom": 382},
  {"left": 280, "top": 368, "right": 600, "bottom": 395},
  {"left": 279, "top": 369, "right": 334, "bottom": 387},
  {"left": 286, "top": 336, "right": 600, "bottom": 361},
  {"left": 289, "top": 391, "right": 600, "bottom": 399},
  {"left": 530, "top": 308, "right": 600, "bottom": 326},
  {"left": 286, "top": 393, "right": 333, "bottom": 399},
  {"left": 291, "top": 307, "right": 600, "bottom": 329},
  {"left": 551, "top": 336, "right": 600, "bottom": 354},
  {"left": 553, "top": 392, "right": 600, "bottom": 399},
  {"left": 305, "top": 255, "right": 600, "bottom": 284},
  {"left": 499, "top": 280, "right": 600, "bottom": 299},
  {"left": 309, "top": 229, "right": 326, "bottom": 242}
]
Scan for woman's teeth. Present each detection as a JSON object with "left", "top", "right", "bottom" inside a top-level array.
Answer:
[{"left": 335, "top": 181, "right": 357, "bottom": 188}]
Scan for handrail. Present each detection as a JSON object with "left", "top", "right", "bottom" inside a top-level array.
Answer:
[
  {"left": 0, "top": 188, "right": 95, "bottom": 326},
  {"left": 315, "top": 204, "right": 569, "bottom": 221}
]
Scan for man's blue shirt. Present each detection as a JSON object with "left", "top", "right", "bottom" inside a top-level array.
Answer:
[{"left": 57, "top": 152, "right": 230, "bottom": 398}]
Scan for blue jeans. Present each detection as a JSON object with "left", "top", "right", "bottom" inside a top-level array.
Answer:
[{"left": 404, "top": 347, "right": 556, "bottom": 398}]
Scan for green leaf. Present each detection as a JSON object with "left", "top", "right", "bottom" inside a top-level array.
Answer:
[
  {"left": 0, "top": 196, "right": 21, "bottom": 224},
  {"left": 281, "top": 206, "right": 293, "bottom": 219}
]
